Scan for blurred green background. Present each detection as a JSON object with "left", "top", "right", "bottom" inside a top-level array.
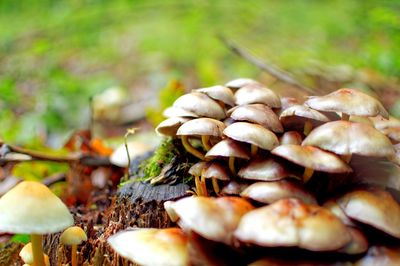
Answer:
[{"left": 0, "top": 0, "right": 399, "bottom": 146}]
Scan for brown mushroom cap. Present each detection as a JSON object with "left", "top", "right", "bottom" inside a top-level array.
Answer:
[
  {"left": 280, "top": 97, "right": 302, "bottom": 110},
  {"left": 238, "top": 157, "right": 300, "bottom": 181},
  {"left": 279, "top": 131, "right": 303, "bottom": 145},
  {"left": 224, "top": 122, "right": 279, "bottom": 151},
  {"left": 195, "top": 85, "right": 235, "bottom": 106},
  {"left": 108, "top": 228, "right": 189, "bottom": 266},
  {"left": 202, "top": 162, "right": 230, "bottom": 181},
  {"left": 234, "top": 83, "right": 281, "bottom": 108},
  {"left": 205, "top": 138, "right": 250, "bottom": 160},
  {"left": 240, "top": 180, "right": 317, "bottom": 205},
  {"left": 188, "top": 161, "right": 208, "bottom": 177},
  {"left": 323, "top": 200, "right": 355, "bottom": 226},
  {"left": 221, "top": 181, "right": 249, "bottom": 195},
  {"left": 228, "top": 104, "right": 283, "bottom": 133},
  {"left": 173, "top": 92, "right": 226, "bottom": 120},
  {"left": 234, "top": 198, "right": 351, "bottom": 251},
  {"left": 337, "top": 187, "right": 400, "bottom": 238},
  {"left": 177, "top": 118, "right": 226, "bottom": 137},
  {"left": 305, "top": 88, "right": 389, "bottom": 118},
  {"left": 155, "top": 117, "right": 190, "bottom": 137},
  {"left": 165, "top": 196, "right": 254, "bottom": 245},
  {"left": 225, "top": 78, "right": 260, "bottom": 90},
  {"left": 302, "top": 121, "right": 395, "bottom": 158},
  {"left": 163, "top": 106, "right": 199, "bottom": 118},
  {"left": 355, "top": 246, "right": 400, "bottom": 266},
  {"left": 279, "top": 104, "right": 329, "bottom": 131},
  {"left": 272, "top": 144, "right": 352, "bottom": 173},
  {"left": 338, "top": 227, "right": 368, "bottom": 255}
]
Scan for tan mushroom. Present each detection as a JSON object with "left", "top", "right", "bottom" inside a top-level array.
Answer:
[
  {"left": 302, "top": 121, "right": 395, "bottom": 163},
  {"left": 195, "top": 85, "right": 235, "bottom": 107},
  {"left": 177, "top": 118, "right": 226, "bottom": 160},
  {"left": 240, "top": 180, "right": 317, "bottom": 205},
  {"left": 60, "top": 226, "right": 87, "bottom": 266},
  {"left": 19, "top": 243, "right": 50, "bottom": 266},
  {"left": 110, "top": 141, "right": 153, "bottom": 167},
  {"left": 234, "top": 83, "right": 281, "bottom": 108},
  {"left": 155, "top": 117, "right": 190, "bottom": 137},
  {"left": 224, "top": 122, "right": 279, "bottom": 156},
  {"left": 201, "top": 161, "right": 230, "bottom": 195},
  {"left": 279, "top": 131, "right": 303, "bottom": 145},
  {"left": 280, "top": 97, "right": 301, "bottom": 110},
  {"left": 221, "top": 180, "right": 249, "bottom": 196},
  {"left": 304, "top": 88, "right": 388, "bottom": 120},
  {"left": 108, "top": 228, "right": 189, "bottom": 266},
  {"left": 336, "top": 187, "right": 400, "bottom": 238},
  {"left": 173, "top": 92, "right": 226, "bottom": 120},
  {"left": 234, "top": 198, "right": 351, "bottom": 251},
  {"left": 380, "top": 126, "right": 400, "bottom": 143},
  {"left": 188, "top": 162, "right": 208, "bottom": 197},
  {"left": 272, "top": 144, "right": 352, "bottom": 182},
  {"left": 338, "top": 227, "right": 368, "bottom": 255},
  {"left": 370, "top": 115, "right": 400, "bottom": 131},
  {"left": 165, "top": 196, "right": 254, "bottom": 245},
  {"left": 163, "top": 106, "right": 199, "bottom": 118},
  {"left": 225, "top": 78, "right": 260, "bottom": 90},
  {"left": 323, "top": 199, "right": 355, "bottom": 226},
  {"left": 228, "top": 104, "right": 283, "bottom": 133}
]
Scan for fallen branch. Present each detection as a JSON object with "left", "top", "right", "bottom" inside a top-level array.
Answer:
[{"left": 218, "top": 35, "right": 315, "bottom": 94}]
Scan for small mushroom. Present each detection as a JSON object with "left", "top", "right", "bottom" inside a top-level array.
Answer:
[
  {"left": 188, "top": 162, "right": 208, "bottom": 197},
  {"left": 279, "top": 131, "right": 303, "bottom": 145},
  {"left": 195, "top": 85, "right": 235, "bottom": 107},
  {"left": 108, "top": 228, "right": 189, "bottom": 266},
  {"left": 163, "top": 106, "right": 199, "bottom": 118},
  {"left": 234, "top": 83, "right": 281, "bottom": 108},
  {"left": 110, "top": 141, "right": 153, "bottom": 167},
  {"left": 370, "top": 115, "right": 400, "bottom": 131},
  {"left": 60, "top": 226, "right": 87, "bottom": 266},
  {"left": 201, "top": 161, "right": 230, "bottom": 195},
  {"left": 338, "top": 227, "right": 368, "bottom": 255},
  {"left": 155, "top": 117, "right": 190, "bottom": 137},
  {"left": 225, "top": 78, "right": 260, "bottom": 90},
  {"left": 19, "top": 243, "right": 50, "bottom": 266}
]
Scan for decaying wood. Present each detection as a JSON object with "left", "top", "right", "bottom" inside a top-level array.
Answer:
[{"left": 0, "top": 242, "right": 23, "bottom": 266}]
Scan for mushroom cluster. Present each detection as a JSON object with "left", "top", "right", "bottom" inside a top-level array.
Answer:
[{"left": 110, "top": 79, "right": 400, "bottom": 265}]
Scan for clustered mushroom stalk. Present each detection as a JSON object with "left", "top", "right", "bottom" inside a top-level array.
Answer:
[
  {"left": 181, "top": 135, "right": 205, "bottom": 160},
  {"left": 31, "top": 234, "right": 45, "bottom": 266}
]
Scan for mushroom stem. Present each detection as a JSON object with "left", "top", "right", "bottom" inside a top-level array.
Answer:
[
  {"left": 341, "top": 113, "right": 350, "bottom": 121},
  {"left": 211, "top": 178, "right": 220, "bottom": 195},
  {"left": 228, "top": 156, "right": 236, "bottom": 175},
  {"left": 341, "top": 154, "right": 352, "bottom": 163},
  {"left": 303, "top": 168, "right": 314, "bottom": 183},
  {"left": 181, "top": 136, "right": 205, "bottom": 160},
  {"left": 200, "top": 170, "right": 208, "bottom": 197},
  {"left": 251, "top": 145, "right": 258, "bottom": 156},
  {"left": 71, "top": 244, "right": 78, "bottom": 266},
  {"left": 201, "top": 135, "right": 212, "bottom": 151},
  {"left": 31, "top": 234, "right": 45, "bottom": 266},
  {"left": 303, "top": 120, "right": 313, "bottom": 136},
  {"left": 194, "top": 175, "right": 202, "bottom": 196}
]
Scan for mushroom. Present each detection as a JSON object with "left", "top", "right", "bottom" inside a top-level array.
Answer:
[
  {"left": 225, "top": 78, "right": 260, "bottom": 90},
  {"left": 336, "top": 187, "right": 400, "bottom": 238},
  {"left": 234, "top": 198, "right": 351, "bottom": 251},
  {"left": 271, "top": 144, "right": 352, "bottom": 182},
  {"left": 280, "top": 96, "right": 301, "bottom": 110},
  {"left": 194, "top": 85, "right": 235, "bottom": 107},
  {"left": 0, "top": 181, "right": 73, "bottom": 266},
  {"left": 302, "top": 120, "right": 395, "bottom": 163},
  {"left": 224, "top": 122, "right": 279, "bottom": 156},
  {"left": 304, "top": 88, "right": 388, "bottom": 120},
  {"left": 370, "top": 115, "right": 400, "bottom": 131},
  {"left": 60, "top": 226, "right": 88, "bottom": 266},
  {"left": 240, "top": 180, "right": 317, "bottom": 205},
  {"left": 234, "top": 83, "right": 281, "bottom": 108},
  {"left": 355, "top": 246, "right": 400, "bottom": 266},
  {"left": 165, "top": 196, "right": 254, "bottom": 245},
  {"left": 188, "top": 162, "right": 208, "bottom": 197},
  {"left": 205, "top": 138, "right": 250, "bottom": 174},
  {"left": 177, "top": 118, "right": 226, "bottom": 160},
  {"left": 228, "top": 104, "right": 283, "bottom": 133},
  {"left": 162, "top": 106, "right": 199, "bottom": 118},
  {"left": 221, "top": 180, "right": 249, "bottom": 196},
  {"left": 173, "top": 92, "right": 226, "bottom": 120},
  {"left": 323, "top": 199, "right": 355, "bottom": 226},
  {"left": 279, "top": 104, "right": 329, "bottom": 135},
  {"left": 338, "top": 227, "right": 368, "bottom": 255},
  {"left": 279, "top": 131, "right": 303, "bottom": 145},
  {"left": 108, "top": 228, "right": 189, "bottom": 266},
  {"left": 110, "top": 141, "right": 153, "bottom": 167},
  {"left": 201, "top": 161, "right": 230, "bottom": 195},
  {"left": 155, "top": 117, "right": 190, "bottom": 137},
  {"left": 19, "top": 243, "right": 50, "bottom": 266}
]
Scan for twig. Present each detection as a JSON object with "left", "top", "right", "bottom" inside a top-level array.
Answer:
[{"left": 218, "top": 35, "right": 315, "bottom": 94}]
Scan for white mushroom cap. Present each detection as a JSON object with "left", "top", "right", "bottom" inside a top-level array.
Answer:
[
  {"left": 234, "top": 83, "right": 281, "bottom": 108},
  {"left": 202, "top": 162, "right": 230, "bottom": 181},
  {"left": 234, "top": 198, "right": 351, "bottom": 251},
  {"left": 279, "top": 131, "right": 303, "bottom": 145},
  {"left": 108, "top": 228, "right": 189, "bottom": 266},
  {"left": 165, "top": 196, "right": 254, "bottom": 245},
  {"left": 224, "top": 122, "right": 279, "bottom": 151},
  {"left": 279, "top": 104, "right": 329, "bottom": 131},
  {"left": 370, "top": 115, "right": 400, "bottom": 131},
  {"left": 60, "top": 226, "right": 87, "bottom": 245},
  {"left": 195, "top": 85, "right": 235, "bottom": 106},
  {"left": 338, "top": 227, "right": 368, "bottom": 255},
  {"left": 110, "top": 141, "right": 153, "bottom": 167},
  {"left": 162, "top": 106, "right": 199, "bottom": 118},
  {"left": 176, "top": 118, "right": 226, "bottom": 137},
  {"left": 323, "top": 200, "right": 355, "bottom": 226},
  {"left": 337, "top": 187, "right": 400, "bottom": 238},
  {"left": 225, "top": 78, "right": 260, "bottom": 90},
  {"left": 205, "top": 139, "right": 250, "bottom": 160},
  {"left": 19, "top": 242, "right": 33, "bottom": 264},
  {"left": 302, "top": 121, "right": 395, "bottom": 158},
  {"left": 155, "top": 117, "right": 190, "bottom": 137},
  {"left": 305, "top": 88, "right": 389, "bottom": 118},
  {"left": 173, "top": 92, "right": 226, "bottom": 120},
  {"left": 0, "top": 181, "right": 73, "bottom": 234}
]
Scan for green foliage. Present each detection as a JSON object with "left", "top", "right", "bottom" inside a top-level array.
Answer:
[
  {"left": 10, "top": 234, "right": 30, "bottom": 244},
  {"left": 12, "top": 162, "right": 68, "bottom": 181}
]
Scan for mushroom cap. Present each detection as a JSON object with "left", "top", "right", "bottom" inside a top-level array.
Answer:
[
  {"left": 202, "top": 162, "right": 230, "bottom": 181},
  {"left": 234, "top": 198, "right": 351, "bottom": 251},
  {"left": 234, "top": 83, "right": 281, "bottom": 108},
  {"left": 280, "top": 97, "right": 301, "bottom": 110},
  {"left": 279, "top": 131, "right": 303, "bottom": 145},
  {"left": 108, "top": 228, "right": 189, "bottom": 266},
  {"left": 166, "top": 196, "right": 254, "bottom": 245},
  {"left": 162, "top": 106, "right": 199, "bottom": 118},
  {"left": 337, "top": 187, "right": 400, "bottom": 238},
  {"left": 272, "top": 144, "right": 352, "bottom": 173},
  {"left": 304, "top": 88, "right": 389, "bottom": 118},
  {"left": 225, "top": 78, "right": 260, "bottom": 90},
  {"left": 173, "top": 92, "right": 226, "bottom": 120},
  {"left": 155, "top": 117, "right": 190, "bottom": 137},
  {"left": 381, "top": 127, "right": 400, "bottom": 143},
  {"left": 338, "top": 227, "right": 368, "bottom": 255},
  {"left": 195, "top": 85, "right": 235, "bottom": 106},
  {"left": 355, "top": 246, "right": 400, "bottom": 266},
  {"left": 188, "top": 161, "right": 208, "bottom": 177},
  {"left": 60, "top": 226, "right": 87, "bottom": 245},
  {"left": 228, "top": 104, "right": 283, "bottom": 133},
  {"left": 279, "top": 104, "right": 329, "bottom": 131},
  {"left": 370, "top": 115, "right": 400, "bottom": 130},
  {"left": 224, "top": 122, "right": 279, "bottom": 151},
  {"left": 19, "top": 242, "right": 33, "bottom": 264},
  {"left": 0, "top": 181, "right": 73, "bottom": 234},
  {"left": 323, "top": 200, "right": 355, "bottom": 226},
  {"left": 221, "top": 181, "right": 249, "bottom": 195},
  {"left": 110, "top": 141, "right": 153, "bottom": 167},
  {"left": 302, "top": 121, "right": 395, "bottom": 158},
  {"left": 205, "top": 138, "right": 250, "bottom": 160},
  {"left": 176, "top": 118, "right": 226, "bottom": 137},
  {"left": 240, "top": 180, "right": 317, "bottom": 205},
  {"left": 238, "top": 157, "right": 300, "bottom": 181}
]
